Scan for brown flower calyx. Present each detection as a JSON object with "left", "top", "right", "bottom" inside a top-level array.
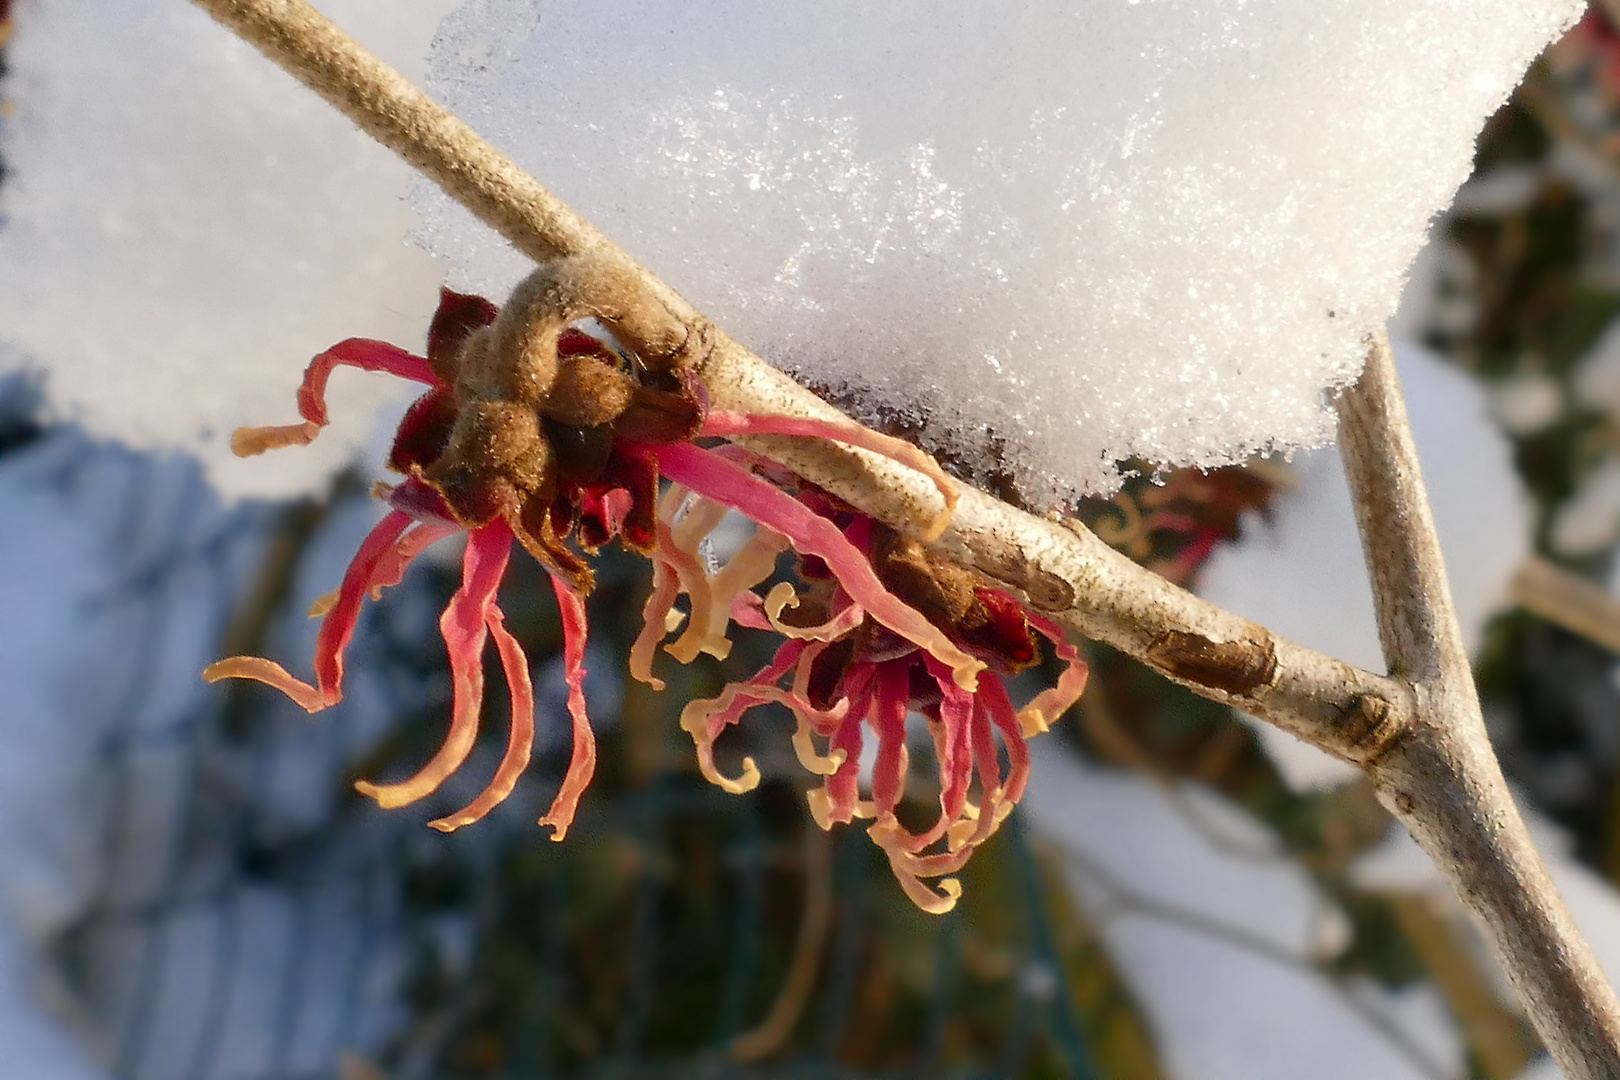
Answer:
[{"left": 398, "top": 255, "right": 711, "bottom": 590}]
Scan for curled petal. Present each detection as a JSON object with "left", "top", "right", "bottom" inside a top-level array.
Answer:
[
  {"left": 295, "top": 339, "right": 438, "bottom": 426},
  {"left": 670, "top": 526, "right": 789, "bottom": 662},
  {"left": 680, "top": 693, "right": 760, "bottom": 795},
  {"left": 679, "top": 680, "right": 850, "bottom": 796},
  {"left": 200, "top": 656, "right": 327, "bottom": 712},
  {"left": 679, "top": 639, "right": 849, "bottom": 795},
  {"left": 1018, "top": 612, "right": 1090, "bottom": 737},
  {"left": 232, "top": 339, "right": 437, "bottom": 458},
  {"left": 355, "top": 520, "right": 511, "bottom": 809},
  {"left": 204, "top": 509, "right": 414, "bottom": 711},
  {"left": 868, "top": 817, "right": 964, "bottom": 916},
  {"left": 429, "top": 611, "right": 535, "bottom": 832},
  {"left": 762, "top": 583, "right": 865, "bottom": 642},
  {"left": 536, "top": 576, "right": 598, "bottom": 841},
  {"left": 630, "top": 556, "right": 680, "bottom": 690},
  {"left": 699, "top": 410, "right": 959, "bottom": 541},
  {"left": 656, "top": 443, "right": 985, "bottom": 691}
]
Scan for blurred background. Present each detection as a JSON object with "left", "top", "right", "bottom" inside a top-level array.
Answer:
[{"left": 11, "top": 3, "right": 1620, "bottom": 1080}]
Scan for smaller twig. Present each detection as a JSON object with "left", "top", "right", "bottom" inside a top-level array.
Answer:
[
  {"left": 1388, "top": 894, "right": 1538, "bottom": 1080},
  {"left": 729, "top": 826, "right": 835, "bottom": 1063},
  {"left": 1048, "top": 829, "right": 1457, "bottom": 1080},
  {"left": 1512, "top": 554, "right": 1620, "bottom": 654}
]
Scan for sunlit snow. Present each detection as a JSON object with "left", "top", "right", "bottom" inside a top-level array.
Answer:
[{"left": 416, "top": 0, "right": 1581, "bottom": 504}]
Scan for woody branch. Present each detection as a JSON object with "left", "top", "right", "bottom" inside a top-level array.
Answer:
[{"left": 185, "top": 0, "right": 1620, "bottom": 1073}]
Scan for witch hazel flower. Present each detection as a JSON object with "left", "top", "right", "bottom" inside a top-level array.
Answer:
[
  {"left": 205, "top": 254, "right": 1086, "bottom": 907},
  {"left": 636, "top": 456, "right": 1086, "bottom": 912}
]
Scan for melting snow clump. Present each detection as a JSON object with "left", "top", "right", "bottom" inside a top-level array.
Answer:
[{"left": 417, "top": 0, "right": 1581, "bottom": 504}]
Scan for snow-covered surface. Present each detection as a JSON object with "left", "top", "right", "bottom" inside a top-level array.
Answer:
[
  {"left": 0, "top": 432, "right": 423, "bottom": 1078},
  {"left": 416, "top": 0, "right": 1579, "bottom": 505},
  {"left": 0, "top": 0, "right": 458, "bottom": 500},
  {"left": 1197, "top": 336, "right": 1530, "bottom": 791},
  {"left": 1023, "top": 742, "right": 1464, "bottom": 1080},
  {"left": 0, "top": 440, "right": 194, "bottom": 1080}
]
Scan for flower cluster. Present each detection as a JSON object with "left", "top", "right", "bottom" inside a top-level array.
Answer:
[
  {"left": 207, "top": 257, "right": 1085, "bottom": 909},
  {"left": 1086, "top": 463, "right": 1280, "bottom": 587},
  {"left": 640, "top": 467, "right": 1087, "bottom": 911}
]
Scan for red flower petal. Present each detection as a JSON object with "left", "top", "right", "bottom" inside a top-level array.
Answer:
[
  {"left": 231, "top": 339, "right": 438, "bottom": 459},
  {"left": 700, "top": 409, "right": 958, "bottom": 540},
  {"left": 355, "top": 520, "right": 511, "bottom": 809},
  {"left": 536, "top": 576, "right": 598, "bottom": 841},
  {"left": 429, "top": 607, "right": 535, "bottom": 832},
  {"left": 655, "top": 443, "right": 985, "bottom": 690},
  {"left": 203, "top": 509, "right": 415, "bottom": 711},
  {"left": 426, "top": 288, "right": 499, "bottom": 377}
]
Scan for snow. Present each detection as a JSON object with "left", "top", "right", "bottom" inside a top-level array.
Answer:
[
  {"left": 1023, "top": 742, "right": 1465, "bottom": 1080},
  {"left": 0, "top": 430, "right": 424, "bottom": 1078},
  {"left": 415, "top": 0, "right": 1580, "bottom": 505},
  {"left": 0, "top": 438, "right": 210, "bottom": 1080},
  {"left": 0, "top": 0, "right": 460, "bottom": 500},
  {"left": 1198, "top": 336, "right": 1530, "bottom": 791}
]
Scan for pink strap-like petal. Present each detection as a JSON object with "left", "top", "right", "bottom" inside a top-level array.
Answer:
[
  {"left": 1019, "top": 612, "right": 1090, "bottom": 736},
  {"left": 537, "top": 576, "right": 598, "bottom": 841},
  {"left": 231, "top": 339, "right": 438, "bottom": 459},
  {"left": 896, "top": 652, "right": 977, "bottom": 854},
  {"left": 656, "top": 443, "right": 984, "bottom": 691},
  {"left": 868, "top": 663, "right": 912, "bottom": 818},
  {"left": 369, "top": 521, "right": 461, "bottom": 600},
  {"left": 296, "top": 339, "right": 438, "bottom": 426},
  {"left": 699, "top": 410, "right": 959, "bottom": 541},
  {"left": 356, "top": 520, "right": 511, "bottom": 809},
  {"left": 817, "top": 697, "right": 868, "bottom": 828},
  {"left": 429, "top": 609, "right": 535, "bottom": 832},
  {"left": 976, "top": 674, "right": 1032, "bottom": 807},
  {"left": 204, "top": 509, "right": 414, "bottom": 711}
]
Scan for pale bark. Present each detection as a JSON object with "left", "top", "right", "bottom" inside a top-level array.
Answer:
[
  {"left": 1341, "top": 337, "right": 1620, "bottom": 1078},
  {"left": 184, "top": 0, "right": 1620, "bottom": 1073}
]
